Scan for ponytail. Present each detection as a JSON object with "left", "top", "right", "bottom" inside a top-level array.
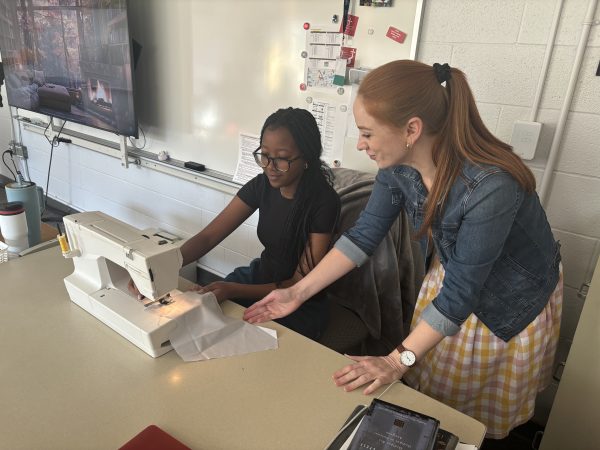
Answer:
[{"left": 358, "top": 60, "right": 536, "bottom": 237}]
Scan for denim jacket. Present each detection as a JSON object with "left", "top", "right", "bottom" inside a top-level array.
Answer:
[{"left": 335, "top": 162, "right": 561, "bottom": 342}]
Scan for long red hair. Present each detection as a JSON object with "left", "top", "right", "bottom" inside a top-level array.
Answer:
[{"left": 358, "top": 60, "right": 535, "bottom": 235}]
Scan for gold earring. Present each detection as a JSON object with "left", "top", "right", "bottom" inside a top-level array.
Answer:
[{"left": 405, "top": 141, "right": 412, "bottom": 151}]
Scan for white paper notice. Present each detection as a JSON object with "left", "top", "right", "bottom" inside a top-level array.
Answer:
[
  {"left": 168, "top": 292, "right": 278, "bottom": 362},
  {"left": 233, "top": 133, "right": 263, "bottom": 184},
  {"left": 305, "top": 30, "right": 343, "bottom": 88},
  {"left": 346, "top": 86, "right": 360, "bottom": 139},
  {"left": 307, "top": 59, "right": 336, "bottom": 88},
  {"left": 309, "top": 100, "right": 345, "bottom": 164}
]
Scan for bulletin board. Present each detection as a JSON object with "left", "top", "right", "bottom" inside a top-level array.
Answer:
[{"left": 22, "top": 0, "right": 424, "bottom": 178}]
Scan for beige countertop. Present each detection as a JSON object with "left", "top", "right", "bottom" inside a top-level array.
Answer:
[{"left": 0, "top": 247, "right": 485, "bottom": 449}]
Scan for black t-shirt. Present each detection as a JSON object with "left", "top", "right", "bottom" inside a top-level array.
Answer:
[{"left": 237, "top": 173, "right": 340, "bottom": 284}]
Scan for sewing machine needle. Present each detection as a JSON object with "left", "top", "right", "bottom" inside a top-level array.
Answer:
[{"left": 144, "top": 294, "right": 172, "bottom": 308}]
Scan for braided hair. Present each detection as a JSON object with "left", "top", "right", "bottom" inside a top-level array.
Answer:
[{"left": 259, "top": 107, "right": 335, "bottom": 281}]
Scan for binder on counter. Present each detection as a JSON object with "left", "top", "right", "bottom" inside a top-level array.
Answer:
[{"left": 119, "top": 425, "right": 191, "bottom": 450}]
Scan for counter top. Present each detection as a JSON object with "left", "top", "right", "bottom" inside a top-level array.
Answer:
[{"left": 0, "top": 247, "right": 485, "bottom": 449}]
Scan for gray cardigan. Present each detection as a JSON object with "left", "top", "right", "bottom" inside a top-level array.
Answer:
[{"left": 327, "top": 168, "right": 424, "bottom": 355}]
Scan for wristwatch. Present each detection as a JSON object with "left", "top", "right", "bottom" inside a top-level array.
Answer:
[{"left": 397, "top": 344, "right": 416, "bottom": 368}]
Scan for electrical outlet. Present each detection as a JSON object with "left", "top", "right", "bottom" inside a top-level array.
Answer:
[
  {"left": 9, "top": 141, "right": 28, "bottom": 159},
  {"left": 510, "top": 121, "right": 542, "bottom": 160}
]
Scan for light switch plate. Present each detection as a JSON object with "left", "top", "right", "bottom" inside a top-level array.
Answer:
[{"left": 510, "top": 120, "right": 542, "bottom": 160}]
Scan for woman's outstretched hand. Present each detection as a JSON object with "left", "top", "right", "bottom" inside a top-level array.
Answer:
[
  {"left": 243, "top": 288, "right": 303, "bottom": 323},
  {"left": 333, "top": 351, "right": 406, "bottom": 395}
]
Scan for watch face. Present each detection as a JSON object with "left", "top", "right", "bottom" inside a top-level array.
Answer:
[{"left": 400, "top": 350, "right": 416, "bottom": 367}]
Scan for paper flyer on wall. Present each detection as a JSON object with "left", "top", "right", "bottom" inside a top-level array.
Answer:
[
  {"left": 345, "top": 85, "right": 360, "bottom": 139},
  {"left": 304, "top": 28, "right": 343, "bottom": 88},
  {"left": 309, "top": 99, "right": 348, "bottom": 166},
  {"left": 233, "top": 133, "right": 263, "bottom": 184}
]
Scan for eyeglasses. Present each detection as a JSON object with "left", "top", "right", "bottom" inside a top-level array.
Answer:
[{"left": 253, "top": 149, "right": 303, "bottom": 173}]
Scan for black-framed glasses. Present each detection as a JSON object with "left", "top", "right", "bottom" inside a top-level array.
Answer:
[{"left": 253, "top": 149, "right": 303, "bottom": 173}]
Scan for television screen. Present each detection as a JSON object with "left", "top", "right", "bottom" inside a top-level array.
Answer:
[{"left": 0, "top": 0, "right": 137, "bottom": 137}]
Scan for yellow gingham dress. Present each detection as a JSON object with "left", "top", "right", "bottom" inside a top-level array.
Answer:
[{"left": 403, "top": 257, "right": 562, "bottom": 439}]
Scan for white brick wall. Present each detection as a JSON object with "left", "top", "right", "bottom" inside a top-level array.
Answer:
[
  {"left": 418, "top": 0, "right": 600, "bottom": 425},
  {"left": 17, "top": 127, "right": 263, "bottom": 278}
]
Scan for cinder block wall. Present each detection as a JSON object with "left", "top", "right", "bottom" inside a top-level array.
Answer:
[
  {"left": 10, "top": 129, "right": 263, "bottom": 278},
  {"left": 417, "top": 0, "right": 600, "bottom": 424}
]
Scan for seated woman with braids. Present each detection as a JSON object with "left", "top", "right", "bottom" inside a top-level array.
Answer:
[{"left": 175, "top": 107, "right": 339, "bottom": 340}]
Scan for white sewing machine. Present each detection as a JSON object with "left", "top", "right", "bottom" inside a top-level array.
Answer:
[{"left": 62, "top": 211, "right": 197, "bottom": 357}]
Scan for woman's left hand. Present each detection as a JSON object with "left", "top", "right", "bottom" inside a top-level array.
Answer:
[
  {"left": 333, "top": 353, "right": 406, "bottom": 395},
  {"left": 243, "top": 288, "right": 303, "bottom": 323}
]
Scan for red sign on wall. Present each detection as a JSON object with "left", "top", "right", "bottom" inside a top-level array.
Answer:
[
  {"left": 386, "top": 26, "right": 407, "bottom": 43},
  {"left": 340, "top": 47, "right": 357, "bottom": 67},
  {"left": 340, "top": 14, "right": 359, "bottom": 36}
]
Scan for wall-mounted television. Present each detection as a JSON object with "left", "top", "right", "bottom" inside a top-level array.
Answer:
[{"left": 0, "top": 0, "right": 138, "bottom": 137}]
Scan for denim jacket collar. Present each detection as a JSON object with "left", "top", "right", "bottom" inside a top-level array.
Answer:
[{"left": 391, "top": 166, "right": 428, "bottom": 200}]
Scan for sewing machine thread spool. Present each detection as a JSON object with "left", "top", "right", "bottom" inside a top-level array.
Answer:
[
  {"left": 0, "top": 201, "right": 29, "bottom": 257},
  {"left": 57, "top": 232, "right": 70, "bottom": 254}
]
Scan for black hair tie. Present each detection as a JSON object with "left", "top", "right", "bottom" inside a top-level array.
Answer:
[{"left": 433, "top": 63, "right": 452, "bottom": 84}]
